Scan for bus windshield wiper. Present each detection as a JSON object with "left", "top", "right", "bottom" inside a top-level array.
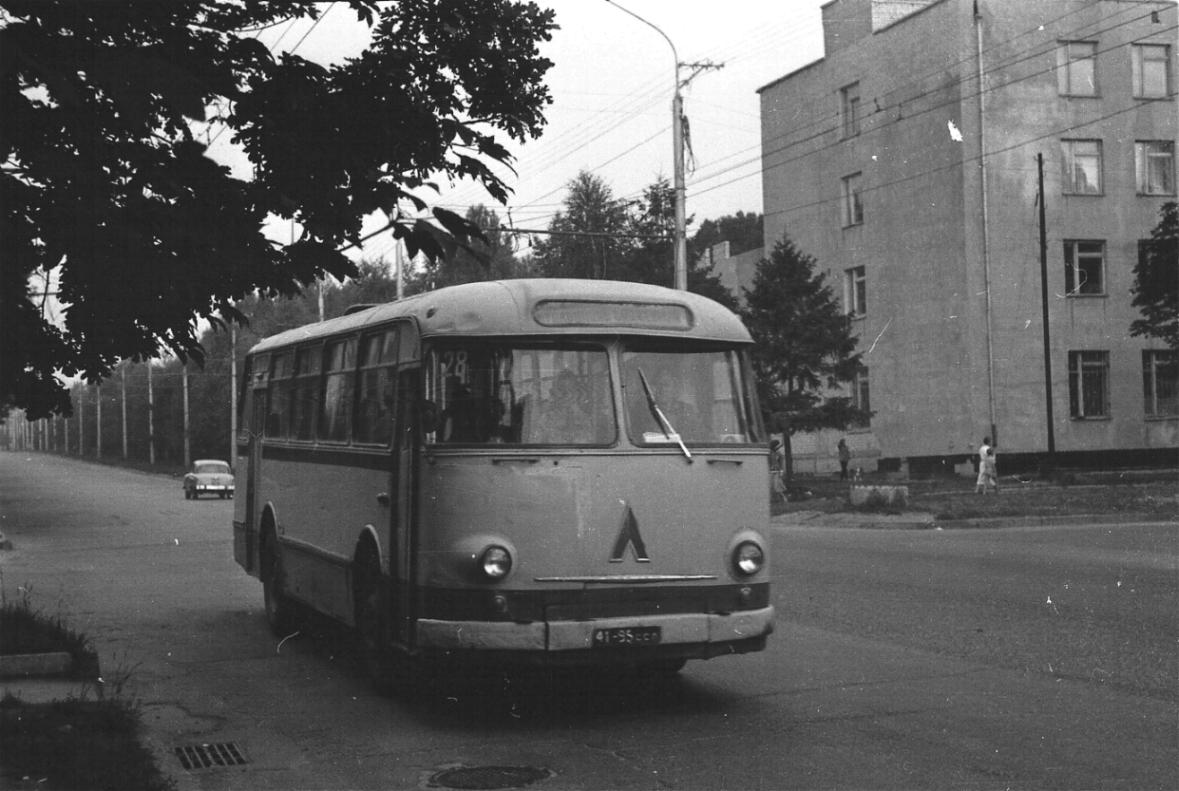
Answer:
[{"left": 636, "top": 368, "right": 692, "bottom": 462}]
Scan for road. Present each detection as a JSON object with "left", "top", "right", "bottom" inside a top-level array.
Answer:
[{"left": 1, "top": 452, "right": 1175, "bottom": 790}]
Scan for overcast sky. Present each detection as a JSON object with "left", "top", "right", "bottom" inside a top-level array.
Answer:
[{"left": 213, "top": 0, "right": 829, "bottom": 262}]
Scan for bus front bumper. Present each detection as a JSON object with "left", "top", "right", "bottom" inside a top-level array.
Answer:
[{"left": 415, "top": 606, "right": 774, "bottom": 656}]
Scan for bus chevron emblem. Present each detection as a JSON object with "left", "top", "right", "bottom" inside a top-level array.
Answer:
[{"left": 610, "top": 505, "right": 650, "bottom": 563}]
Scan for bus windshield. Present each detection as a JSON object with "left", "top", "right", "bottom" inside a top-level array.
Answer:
[
  {"left": 427, "top": 343, "right": 615, "bottom": 445},
  {"left": 621, "top": 343, "right": 757, "bottom": 446}
]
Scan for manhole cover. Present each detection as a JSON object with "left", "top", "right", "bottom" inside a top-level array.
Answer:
[
  {"left": 173, "top": 742, "right": 249, "bottom": 771},
  {"left": 429, "top": 765, "right": 553, "bottom": 790}
]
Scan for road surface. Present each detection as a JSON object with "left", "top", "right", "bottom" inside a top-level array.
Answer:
[{"left": 1, "top": 452, "right": 1175, "bottom": 790}]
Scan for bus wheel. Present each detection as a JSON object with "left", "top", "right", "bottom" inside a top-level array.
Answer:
[
  {"left": 261, "top": 534, "right": 296, "bottom": 637},
  {"left": 353, "top": 545, "right": 397, "bottom": 695}
]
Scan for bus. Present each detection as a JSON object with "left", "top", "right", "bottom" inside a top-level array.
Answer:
[{"left": 233, "top": 279, "right": 773, "bottom": 686}]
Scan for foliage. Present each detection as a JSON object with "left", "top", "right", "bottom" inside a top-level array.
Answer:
[
  {"left": 0, "top": 585, "right": 94, "bottom": 667},
  {"left": 1, "top": 0, "right": 556, "bottom": 419},
  {"left": 741, "top": 235, "right": 866, "bottom": 477},
  {"left": 529, "top": 171, "right": 734, "bottom": 305},
  {"left": 530, "top": 171, "right": 630, "bottom": 279},
  {"left": 407, "top": 204, "right": 530, "bottom": 292},
  {"left": 0, "top": 697, "right": 174, "bottom": 791},
  {"left": 689, "top": 211, "right": 764, "bottom": 262},
  {"left": 1130, "top": 201, "right": 1178, "bottom": 349}
]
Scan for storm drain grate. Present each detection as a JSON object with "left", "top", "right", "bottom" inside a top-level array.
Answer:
[
  {"left": 429, "top": 765, "right": 553, "bottom": 790},
  {"left": 173, "top": 742, "right": 249, "bottom": 771}
]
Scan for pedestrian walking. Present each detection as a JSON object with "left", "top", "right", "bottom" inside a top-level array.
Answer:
[
  {"left": 837, "top": 438, "right": 851, "bottom": 480},
  {"left": 977, "top": 444, "right": 999, "bottom": 494},
  {"left": 769, "top": 439, "right": 787, "bottom": 503}
]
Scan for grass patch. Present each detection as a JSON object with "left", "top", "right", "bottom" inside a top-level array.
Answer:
[
  {"left": 0, "top": 694, "right": 174, "bottom": 791},
  {"left": 773, "top": 475, "right": 1178, "bottom": 522},
  {"left": 0, "top": 585, "right": 98, "bottom": 677}
]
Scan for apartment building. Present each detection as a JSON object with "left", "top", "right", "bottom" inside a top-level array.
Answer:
[{"left": 759, "top": 0, "right": 1177, "bottom": 472}]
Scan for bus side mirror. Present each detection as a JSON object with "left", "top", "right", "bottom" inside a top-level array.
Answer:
[{"left": 421, "top": 400, "right": 440, "bottom": 434}]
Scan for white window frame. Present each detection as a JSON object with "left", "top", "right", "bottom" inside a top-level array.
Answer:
[
  {"left": 840, "top": 82, "right": 861, "bottom": 139},
  {"left": 844, "top": 266, "right": 867, "bottom": 317},
  {"left": 1063, "top": 239, "right": 1106, "bottom": 296},
  {"left": 1134, "top": 140, "right": 1175, "bottom": 195},
  {"left": 1061, "top": 139, "right": 1103, "bottom": 195},
  {"left": 1143, "top": 350, "right": 1179, "bottom": 418},
  {"left": 841, "top": 172, "right": 863, "bottom": 227},
  {"left": 1132, "top": 43, "right": 1170, "bottom": 99},
  {"left": 1057, "top": 40, "right": 1098, "bottom": 96},
  {"left": 1069, "top": 350, "right": 1110, "bottom": 419}
]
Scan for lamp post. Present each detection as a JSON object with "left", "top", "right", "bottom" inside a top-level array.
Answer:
[{"left": 605, "top": 1, "right": 686, "bottom": 290}]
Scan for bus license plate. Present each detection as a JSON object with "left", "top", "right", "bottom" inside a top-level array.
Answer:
[{"left": 592, "top": 626, "right": 662, "bottom": 647}]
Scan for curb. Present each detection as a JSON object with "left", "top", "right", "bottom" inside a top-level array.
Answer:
[{"left": 0, "top": 651, "right": 73, "bottom": 678}]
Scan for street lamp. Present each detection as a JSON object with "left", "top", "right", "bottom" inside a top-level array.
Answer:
[{"left": 605, "top": 1, "right": 687, "bottom": 291}]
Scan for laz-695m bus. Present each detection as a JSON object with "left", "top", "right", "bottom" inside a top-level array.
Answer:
[{"left": 233, "top": 279, "right": 773, "bottom": 686}]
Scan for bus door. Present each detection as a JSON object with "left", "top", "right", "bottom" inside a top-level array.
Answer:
[{"left": 389, "top": 321, "right": 420, "bottom": 649}]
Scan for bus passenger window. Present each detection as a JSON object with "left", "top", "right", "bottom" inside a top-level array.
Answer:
[
  {"left": 355, "top": 331, "right": 396, "bottom": 445},
  {"left": 266, "top": 352, "right": 293, "bottom": 439}
]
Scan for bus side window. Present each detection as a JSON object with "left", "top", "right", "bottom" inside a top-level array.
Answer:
[
  {"left": 266, "top": 352, "right": 293, "bottom": 439},
  {"left": 355, "top": 328, "right": 398, "bottom": 445}
]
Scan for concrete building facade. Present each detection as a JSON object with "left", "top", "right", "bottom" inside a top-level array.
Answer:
[{"left": 759, "top": 0, "right": 1177, "bottom": 472}]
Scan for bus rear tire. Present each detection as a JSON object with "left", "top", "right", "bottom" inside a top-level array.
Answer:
[{"left": 261, "top": 534, "right": 296, "bottom": 637}]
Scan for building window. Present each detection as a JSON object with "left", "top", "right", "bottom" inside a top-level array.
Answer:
[
  {"left": 840, "top": 82, "right": 861, "bottom": 138},
  {"left": 1064, "top": 240, "right": 1105, "bottom": 295},
  {"left": 1057, "top": 41, "right": 1097, "bottom": 96},
  {"left": 1061, "top": 139, "right": 1102, "bottom": 194},
  {"left": 851, "top": 367, "right": 870, "bottom": 429},
  {"left": 845, "top": 266, "right": 866, "bottom": 317},
  {"left": 1069, "top": 351, "right": 1110, "bottom": 419},
  {"left": 842, "top": 172, "right": 863, "bottom": 226},
  {"left": 1134, "top": 141, "right": 1175, "bottom": 195},
  {"left": 1143, "top": 350, "right": 1179, "bottom": 418},
  {"left": 1132, "top": 43, "right": 1170, "bottom": 98}
]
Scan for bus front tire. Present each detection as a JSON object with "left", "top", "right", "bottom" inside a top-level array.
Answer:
[{"left": 261, "top": 535, "right": 296, "bottom": 637}]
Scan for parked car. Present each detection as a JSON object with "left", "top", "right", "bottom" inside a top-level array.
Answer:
[{"left": 183, "top": 459, "right": 234, "bottom": 500}]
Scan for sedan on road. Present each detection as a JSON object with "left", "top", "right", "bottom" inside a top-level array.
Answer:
[{"left": 183, "top": 459, "right": 234, "bottom": 500}]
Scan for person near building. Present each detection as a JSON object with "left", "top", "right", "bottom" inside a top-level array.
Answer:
[{"left": 837, "top": 438, "right": 851, "bottom": 480}]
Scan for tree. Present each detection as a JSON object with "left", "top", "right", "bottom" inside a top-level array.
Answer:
[
  {"left": 1130, "top": 201, "right": 1178, "bottom": 349},
  {"left": 690, "top": 211, "right": 764, "bottom": 262},
  {"left": 530, "top": 171, "right": 630, "bottom": 279},
  {"left": 741, "top": 235, "right": 867, "bottom": 480},
  {"left": 2, "top": 0, "right": 556, "bottom": 419},
  {"left": 408, "top": 204, "right": 527, "bottom": 292}
]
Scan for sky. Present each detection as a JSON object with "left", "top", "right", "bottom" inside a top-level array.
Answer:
[{"left": 212, "top": 0, "right": 830, "bottom": 264}]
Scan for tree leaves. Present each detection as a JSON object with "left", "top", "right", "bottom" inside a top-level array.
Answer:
[
  {"left": 1130, "top": 201, "right": 1178, "bottom": 349},
  {"left": 2, "top": 0, "right": 556, "bottom": 418},
  {"left": 740, "top": 235, "right": 867, "bottom": 435}
]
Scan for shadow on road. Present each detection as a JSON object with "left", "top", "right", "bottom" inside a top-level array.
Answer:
[{"left": 283, "top": 608, "right": 732, "bottom": 727}]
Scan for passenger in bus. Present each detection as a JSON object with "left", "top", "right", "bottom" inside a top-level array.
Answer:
[{"left": 528, "top": 369, "right": 593, "bottom": 443}]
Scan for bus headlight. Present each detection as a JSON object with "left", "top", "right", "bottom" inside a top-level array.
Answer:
[
  {"left": 479, "top": 545, "right": 513, "bottom": 580},
  {"left": 732, "top": 541, "right": 765, "bottom": 577}
]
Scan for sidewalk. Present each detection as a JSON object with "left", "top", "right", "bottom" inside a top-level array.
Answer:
[{"left": 772, "top": 509, "right": 1178, "bottom": 531}]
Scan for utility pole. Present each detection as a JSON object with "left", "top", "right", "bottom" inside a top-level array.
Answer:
[
  {"left": 121, "top": 365, "right": 128, "bottom": 459},
  {"left": 1037, "top": 153, "right": 1056, "bottom": 468},
  {"left": 96, "top": 384, "right": 102, "bottom": 459},
  {"left": 230, "top": 323, "right": 237, "bottom": 462},
  {"left": 182, "top": 362, "right": 191, "bottom": 468},
  {"left": 605, "top": 1, "right": 721, "bottom": 291},
  {"left": 673, "top": 59, "right": 723, "bottom": 290},
  {"left": 147, "top": 363, "right": 156, "bottom": 466}
]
